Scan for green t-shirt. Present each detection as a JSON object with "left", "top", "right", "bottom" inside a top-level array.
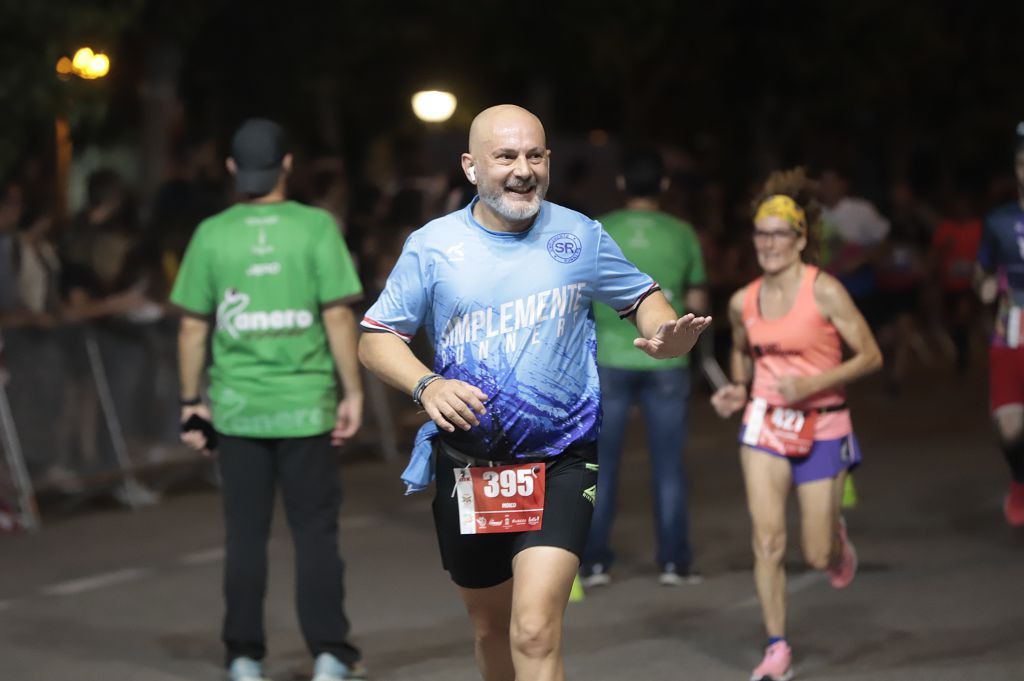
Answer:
[
  {"left": 595, "top": 209, "right": 706, "bottom": 370},
  {"left": 170, "top": 201, "right": 362, "bottom": 437}
]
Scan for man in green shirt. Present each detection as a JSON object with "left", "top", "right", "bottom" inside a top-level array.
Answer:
[
  {"left": 172, "top": 119, "right": 365, "bottom": 681},
  {"left": 581, "top": 150, "right": 708, "bottom": 588}
]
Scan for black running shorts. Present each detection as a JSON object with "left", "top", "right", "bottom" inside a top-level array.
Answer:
[{"left": 431, "top": 441, "right": 598, "bottom": 589}]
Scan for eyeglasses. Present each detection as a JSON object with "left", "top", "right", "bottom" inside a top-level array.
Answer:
[{"left": 752, "top": 229, "right": 799, "bottom": 244}]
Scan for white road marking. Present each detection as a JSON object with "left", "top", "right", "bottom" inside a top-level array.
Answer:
[
  {"left": 42, "top": 568, "right": 151, "bottom": 597},
  {"left": 179, "top": 547, "right": 225, "bottom": 565}
]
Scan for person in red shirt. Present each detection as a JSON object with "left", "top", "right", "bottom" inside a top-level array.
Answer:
[{"left": 931, "top": 193, "right": 982, "bottom": 373}]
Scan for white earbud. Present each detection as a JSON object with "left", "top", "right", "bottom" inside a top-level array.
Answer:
[{"left": 468, "top": 166, "right": 476, "bottom": 182}]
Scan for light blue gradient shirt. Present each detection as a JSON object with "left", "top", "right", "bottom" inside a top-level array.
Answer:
[{"left": 363, "top": 198, "right": 657, "bottom": 461}]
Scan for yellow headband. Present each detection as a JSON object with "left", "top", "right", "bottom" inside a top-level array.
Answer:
[{"left": 755, "top": 195, "right": 807, "bottom": 237}]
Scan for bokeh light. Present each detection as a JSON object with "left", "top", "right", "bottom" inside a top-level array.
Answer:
[{"left": 411, "top": 90, "right": 457, "bottom": 123}]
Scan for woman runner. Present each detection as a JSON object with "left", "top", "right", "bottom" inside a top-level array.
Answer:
[{"left": 711, "top": 168, "right": 882, "bottom": 681}]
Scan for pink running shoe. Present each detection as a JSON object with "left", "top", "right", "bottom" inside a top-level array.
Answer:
[
  {"left": 750, "top": 640, "right": 793, "bottom": 681},
  {"left": 1004, "top": 481, "right": 1024, "bottom": 527},
  {"left": 829, "top": 516, "right": 857, "bottom": 589}
]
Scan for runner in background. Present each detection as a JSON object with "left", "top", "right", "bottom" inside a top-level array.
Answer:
[
  {"left": 931, "top": 191, "right": 981, "bottom": 374},
  {"left": 975, "top": 122, "right": 1024, "bottom": 527},
  {"left": 711, "top": 168, "right": 882, "bottom": 681}
]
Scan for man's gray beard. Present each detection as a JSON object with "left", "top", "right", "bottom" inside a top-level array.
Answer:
[{"left": 479, "top": 180, "right": 548, "bottom": 221}]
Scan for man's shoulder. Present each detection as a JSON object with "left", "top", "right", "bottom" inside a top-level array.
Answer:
[
  {"left": 543, "top": 201, "right": 601, "bottom": 236},
  {"left": 408, "top": 207, "right": 468, "bottom": 244}
]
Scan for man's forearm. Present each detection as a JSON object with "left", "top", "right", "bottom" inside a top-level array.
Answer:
[
  {"left": 323, "top": 306, "right": 363, "bottom": 398},
  {"left": 358, "top": 331, "right": 433, "bottom": 396},
  {"left": 178, "top": 317, "right": 209, "bottom": 399},
  {"left": 634, "top": 290, "right": 677, "bottom": 339}
]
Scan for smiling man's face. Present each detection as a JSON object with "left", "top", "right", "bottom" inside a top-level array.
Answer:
[{"left": 464, "top": 105, "right": 550, "bottom": 224}]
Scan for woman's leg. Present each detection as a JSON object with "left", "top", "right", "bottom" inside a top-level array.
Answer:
[
  {"left": 740, "top": 446, "right": 793, "bottom": 638},
  {"left": 795, "top": 471, "right": 846, "bottom": 571}
]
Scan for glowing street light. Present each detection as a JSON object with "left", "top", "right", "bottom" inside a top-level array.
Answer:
[
  {"left": 71, "top": 47, "right": 95, "bottom": 73},
  {"left": 82, "top": 53, "right": 110, "bottom": 79},
  {"left": 53, "top": 46, "right": 111, "bottom": 220},
  {"left": 412, "top": 90, "right": 457, "bottom": 123},
  {"left": 58, "top": 47, "right": 110, "bottom": 80}
]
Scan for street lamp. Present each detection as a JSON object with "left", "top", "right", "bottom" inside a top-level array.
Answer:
[
  {"left": 57, "top": 47, "right": 111, "bottom": 80},
  {"left": 53, "top": 46, "right": 111, "bottom": 217},
  {"left": 412, "top": 90, "right": 457, "bottom": 123}
]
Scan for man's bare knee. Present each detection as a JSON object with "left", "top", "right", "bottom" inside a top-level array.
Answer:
[
  {"left": 510, "top": 612, "right": 558, "bottom": 660},
  {"left": 473, "top": 620, "right": 510, "bottom": 648},
  {"left": 465, "top": 603, "right": 510, "bottom": 643}
]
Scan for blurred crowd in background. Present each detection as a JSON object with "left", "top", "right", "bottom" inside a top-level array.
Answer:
[{"left": 0, "top": 118, "right": 1015, "bottom": 505}]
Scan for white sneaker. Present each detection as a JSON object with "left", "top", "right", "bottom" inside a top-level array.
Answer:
[
  {"left": 311, "top": 652, "right": 367, "bottom": 680},
  {"left": 228, "top": 657, "right": 270, "bottom": 681},
  {"left": 579, "top": 563, "right": 612, "bottom": 588},
  {"left": 659, "top": 563, "right": 703, "bottom": 586}
]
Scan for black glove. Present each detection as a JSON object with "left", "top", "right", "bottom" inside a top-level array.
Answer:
[{"left": 181, "top": 413, "right": 218, "bottom": 450}]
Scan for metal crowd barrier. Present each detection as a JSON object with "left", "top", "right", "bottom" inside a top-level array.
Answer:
[{"left": 0, "top": 318, "right": 401, "bottom": 531}]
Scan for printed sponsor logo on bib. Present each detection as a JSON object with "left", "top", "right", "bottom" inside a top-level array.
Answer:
[
  {"left": 455, "top": 462, "right": 546, "bottom": 534},
  {"left": 742, "top": 397, "right": 817, "bottom": 457}
]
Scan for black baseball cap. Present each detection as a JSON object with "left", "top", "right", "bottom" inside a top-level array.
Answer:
[{"left": 230, "top": 118, "right": 288, "bottom": 196}]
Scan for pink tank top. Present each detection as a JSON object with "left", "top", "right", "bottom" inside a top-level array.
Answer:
[{"left": 741, "top": 265, "right": 852, "bottom": 439}]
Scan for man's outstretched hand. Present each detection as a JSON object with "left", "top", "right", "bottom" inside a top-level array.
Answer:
[{"left": 633, "top": 313, "right": 713, "bottom": 360}]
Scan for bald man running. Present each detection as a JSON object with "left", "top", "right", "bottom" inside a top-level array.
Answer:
[{"left": 359, "top": 105, "right": 710, "bottom": 681}]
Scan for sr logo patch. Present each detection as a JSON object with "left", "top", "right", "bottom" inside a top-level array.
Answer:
[{"left": 547, "top": 233, "right": 582, "bottom": 264}]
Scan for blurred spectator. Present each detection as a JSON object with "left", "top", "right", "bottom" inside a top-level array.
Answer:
[
  {"left": 0, "top": 183, "right": 25, "bottom": 324},
  {"left": 367, "top": 187, "right": 425, "bottom": 293},
  {"left": 556, "top": 156, "right": 595, "bottom": 215},
  {"left": 582, "top": 149, "right": 707, "bottom": 587},
  {"left": 45, "top": 169, "right": 163, "bottom": 488},
  {"left": 873, "top": 191, "right": 929, "bottom": 394},
  {"left": 13, "top": 211, "right": 61, "bottom": 327},
  {"left": 151, "top": 138, "right": 227, "bottom": 283},
  {"left": 345, "top": 183, "right": 387, "bottom": 293},
  {"left": 819, "top": 167, "right": 891, "bottom": 325},
  {"left": 310, "top": 167, "right": 349, "bottom": 235},
  {"left": 0, "top": 183, "right": 58, "bottom": 329},
  {"left": 931, "top": 192, "right": 982, "bottom": 373},
  {"left": 172, "top": 118, "right": 365, "bottom": 679}
]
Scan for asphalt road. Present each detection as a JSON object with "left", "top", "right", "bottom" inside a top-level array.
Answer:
[{"left": 2, "top": 365, "right": 1022, "bottom": 680}]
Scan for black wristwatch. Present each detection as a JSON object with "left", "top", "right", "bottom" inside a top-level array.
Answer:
[{"left": 179, "top": 396, "right": 202, "bottom": 407}]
